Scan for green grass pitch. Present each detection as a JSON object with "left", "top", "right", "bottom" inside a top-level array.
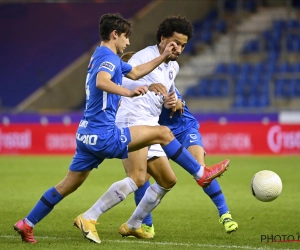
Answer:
[{"left": 0, "top": 155, "right": 300, "bottom": 250}]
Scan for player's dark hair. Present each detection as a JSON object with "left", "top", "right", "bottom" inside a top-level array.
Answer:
[
  {"left": 99, "top": 13, "right": 132, "bottom": 41},
  {"left": 155, "top": 15, "right": 194, "bottom": 43}
]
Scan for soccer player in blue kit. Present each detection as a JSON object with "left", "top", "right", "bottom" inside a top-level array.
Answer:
[
  {"left": 135, "top": 88, "right": 238, "bottom": 236},
  {"left": 13, "top": 13, "right": 229, "bottom": 244},
  {"left": 119, "top": 48, "right": 237, "bottom": 237}
]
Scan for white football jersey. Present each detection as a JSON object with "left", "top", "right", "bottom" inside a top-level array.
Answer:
[{"left": 116, "top": 45, "right": 179, "bottom": 125}]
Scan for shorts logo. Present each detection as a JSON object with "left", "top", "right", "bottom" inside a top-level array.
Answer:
[
  {"left": 120, "top": 135, "right": 127, "bottom": 143},
  {"left": 99, "top": 61, "right": 115, "bottom": 71},
  {"left": 190, "top": 134, "right": 197, "bottom": 140},
  {"left": 169, "top": 71, "right": 173, "bottom": 80},
  {"left": 189, "top": 134, "right": 197, "bottom": 142}
]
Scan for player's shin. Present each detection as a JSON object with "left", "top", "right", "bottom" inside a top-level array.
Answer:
[
  {"left": 83, "top": 177, "right": 138, "bottom": 221},
  {"left": 127, "top": 183, "right": 170, "bottom": 229},
  {"left": 134, "top": 180, "right": 153, "bottom": 226},
  {"left": 162, "top": 139, "right": 203, "bottom": 179},
  {"left": 202, "top": 179, "right": 229, "bottom": 216},
  {"left": 26, "top": 187, "right": 63, "bottom": 226}
]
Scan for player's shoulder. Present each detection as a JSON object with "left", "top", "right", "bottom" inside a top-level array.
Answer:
[
  {"left": 130, "top": 45, "right": 158, "bottom": 63},
  {"left": 94, "top": 46, "right": 119, "bottom": 61}
]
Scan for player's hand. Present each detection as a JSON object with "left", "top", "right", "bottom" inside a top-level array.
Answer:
[
  {"left": 162, "top": 41, "right": 179, "bottom": 58},
  {"left": 128, "top": 86, "right": 148, "bottom": 97},
  {"left": 169, "top": 99, "right": 184, "bottom": 118},
  {"left": 149, "top": 83, "right": 167, "bottom": 96},
  {"left": 163, "top": 91, "right": 177, "bottom": 109}
]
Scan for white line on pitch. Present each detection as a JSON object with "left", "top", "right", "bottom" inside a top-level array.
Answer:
[{"left": 1, "top": 235, "right": 299, "bottom": 250}]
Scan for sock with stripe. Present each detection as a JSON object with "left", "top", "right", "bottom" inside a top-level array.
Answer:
[
  {"left": 202, "top": 179, "right": 228, "bottom": 216},
  {"left": 26, "top": 187, "right": 63, "bottom": 227},
  {"left": 162, "top": 138, "right": 203, "bottom": 179}
]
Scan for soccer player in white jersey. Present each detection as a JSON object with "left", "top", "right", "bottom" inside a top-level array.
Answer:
[
  {"left": 114, "top": 16, "right": 235, "bottom": 237},
  {"left": 118, "top": 16, "right": 237, "bottom": 237},
  {"left": 14, "top": 13, "right": 229, "bottom": 244}
]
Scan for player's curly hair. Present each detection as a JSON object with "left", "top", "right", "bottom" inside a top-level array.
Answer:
[
  {"left": 99, "top": 13, "right": 132, "bottom": 41},
  {"left": 156, "top": 15, "right": 194, "bottom": 43}
]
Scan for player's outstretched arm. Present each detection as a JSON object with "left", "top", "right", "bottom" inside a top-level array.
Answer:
[
  {"left": 123, "top": 77, "right": 168, "bottom": 96},
  {"left": 96, "top": 71, "right": 147, "bottom": 97},
  {"left": 126, "top": 41, "right": 179, "bottom": 80}
]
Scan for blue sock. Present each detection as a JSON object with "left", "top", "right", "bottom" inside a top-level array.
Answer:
[
  {"left": 26, "top": 187, "right": 63, "bottom": 225},
  {"left": 202, "top": 179, "right": 228, "bottom": 216},
  {"left": 162, "top": 138, "right": 201, "bottom": 175},
  {"left": 134, "top": 180, "right": 152, "bottom": 226}
]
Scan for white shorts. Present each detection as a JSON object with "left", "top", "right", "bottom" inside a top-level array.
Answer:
[{"left": 116, "top": 121, "right": 166, "bottom": 160}]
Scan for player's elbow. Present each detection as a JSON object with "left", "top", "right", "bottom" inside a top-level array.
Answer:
[{"left": 96, "top": 81, "right": 103, "bottom": 89}]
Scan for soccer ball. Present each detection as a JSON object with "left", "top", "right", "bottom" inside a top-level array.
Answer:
[{"left": 250, "top": 170, "right": 282, "bottom": 202}]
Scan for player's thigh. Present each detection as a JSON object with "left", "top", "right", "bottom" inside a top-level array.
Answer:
[
  {"left": 128, "top": 125, "right": 173, "bottom": 151},
  {"left": 147, "top": 156, "right": 177, "bottom": 189},
  {"left": 187, "top": 145, "right": 205, "bottom": 166},
  {"left": 122, "top": 147, "right": 149, "bottom": 187}
]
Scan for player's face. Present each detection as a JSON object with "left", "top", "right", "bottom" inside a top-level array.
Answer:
[
  {"left": 116, "top": 33, "right": 130, "bottom": 54},
  {"left": 161, "top": 32, "right": 188, "bottom": 61}
]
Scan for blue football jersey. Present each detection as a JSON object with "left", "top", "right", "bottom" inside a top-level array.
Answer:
[
  {"left": 159, "top": 88, "right": 199, "bottom": 137},
  {"left": 77, "top": 46, "right": 132, "bottom": 134}
]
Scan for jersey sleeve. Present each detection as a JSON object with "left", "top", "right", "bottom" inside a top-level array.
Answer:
[
  {"left": 121, "top": 60, "right": 133, "bottom": 76},
  {"left": 97, "top": 54, "right": 119, "bottom": 77}
]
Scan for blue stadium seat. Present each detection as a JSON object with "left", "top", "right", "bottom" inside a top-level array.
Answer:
[
  {"left": 248, "top": 94, "right": 258, "bottom": 107},
  {"left": 199, "top": 30, "right": 213, "bottom": 44},
  {"left": 257, "top": 94, "right": 270, "bottom": 107},
  {"left": 275, "top": 79, "right": 293, "bottom": 97},
  {"left": 276, "top": 62, "right": 292, "bottom": 73},
  {"left": 255, "top": 82, "right": 269, "bottom": 96},
  {"left": 215, "top": 63, "right": 228, "bottom": 74},
  {"left": 215, "top": 19, "right": 227, "bottom": 33},
  {"left": 240, "top": 62, "right": 253, "bottom": 73},
  {"left": 292, "top": 62, "right": 300, "bottom": 73},
  {"left": 228, "top": 63, "right": 240, "bottom": 75},
  {"left": 232, "top": 94, "right": 245, "bottom": 107},
  {"left": 215, "top": 79, "right": 230, "bottom": 96},
  {"left": 293, "top": 79, "right": 300, "bottom": 97},
  {"left": 272, "top": 19, "right": 286, "bottom": 31}
]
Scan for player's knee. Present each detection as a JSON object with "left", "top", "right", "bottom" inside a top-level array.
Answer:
[
  {"left": 159, "top": 176, "right": 177, "bottom": 189},
  {"left": 159, "top": 126, "right": 174, "bottom": 143},
  {"left": 131, "top": 176, "right": 147, "bottom": 188}
]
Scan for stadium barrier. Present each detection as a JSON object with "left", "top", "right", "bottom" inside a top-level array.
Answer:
[{"left": 0, "top": 123, "right": 299, "bottom": 155}]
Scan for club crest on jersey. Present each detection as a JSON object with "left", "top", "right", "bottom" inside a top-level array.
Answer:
[
  {"left": 169, "top": 71, "right": 173, "bottom": 80},
  {"left": 99, "top": 61, "right": 115, "bottom": 71},
  {"left": 158, "top": 66, "right": 162, "bottom": 71}
]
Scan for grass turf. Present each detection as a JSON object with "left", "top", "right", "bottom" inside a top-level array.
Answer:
[{"left": 0, "top": 155, "right": 299, "bottom": 250}]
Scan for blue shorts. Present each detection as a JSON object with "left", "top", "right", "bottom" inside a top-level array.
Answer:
[
  {"left": 175, "top": 127, "right": 204, "bottom": 149},
  {"left": 69, "top": 127, "right": 131, "bottom": 172}
]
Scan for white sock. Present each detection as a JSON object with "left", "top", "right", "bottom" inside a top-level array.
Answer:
[
  {"left": 83, "top": 177, "right": 137, "bottom": 221},
  {"left": 127, "top": 183, "right": 171, "bottom": 229},
  {"left": 24, "top": 218, "right": 34, "bottom": 228},
  {"left": 193, "top": 166, "right": 204, "bottom": 181}
]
